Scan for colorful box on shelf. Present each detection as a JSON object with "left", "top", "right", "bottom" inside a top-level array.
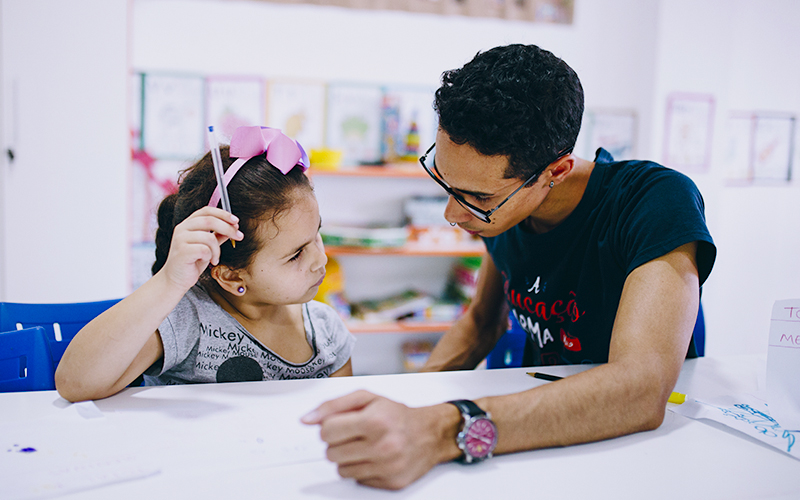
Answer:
[
  {"left": 320, "top": 224, "right": 410, "bottom": 248},
  {"left": 350, "top": 290, "right": 435, "bottom": 323},
  {"left": 406, "top": 225, "right": 484, "bottom": 250},
  {"left": 402, "top": 340, "right": 435, "bottom": 372},
  {"left": 309, "top": 148, "right": 343, "bottom": 171}
]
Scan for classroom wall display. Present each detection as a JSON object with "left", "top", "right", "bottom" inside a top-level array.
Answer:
[
  {"left": 753, "top": 114, "right": 795, "bottom": 181},
  {"left": 724, "top": 112, "right": 796, "bottom": 183},
  {"left": 142, "top": 73, "right": 205, "bottom": 160},
  {"left": 130, "top": 74, "right": 143, "bottom": 151},
  {"left": 724, "top": 114, "right": 753, "bottom": 181},
  {"left": 325, "top": 83, "right": 384, "bottom": 165},
  {"left": 135, "top": 72, "right": 207, "bottom": 291},
  {"left": 206, "top": 76, "right": 266, "bottom": 145},
  {"left": 129, "top": 72, "right": 443, "bottom": 290},
  {"left": 261, "top": 0, "right": 573, "bottom": 23},
  {"left": 266, "top": 80, "right": 327, "bottom": 151},
  {"left": 663, "top": 93, "right": 715, "bottom": 172},
  {"left": 575, "top": 109, "right": 637, "bottom": 161},
  {"left": 381, "top": 86, "right": 438, "bottom": 163}
]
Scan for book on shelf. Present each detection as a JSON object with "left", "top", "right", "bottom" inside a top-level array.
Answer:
[
  {"left": 350, "top": 290, "right": 435, "bottom": 323},
  {"left": 320, "top": 224, "right": 409, "bottom": 248}
]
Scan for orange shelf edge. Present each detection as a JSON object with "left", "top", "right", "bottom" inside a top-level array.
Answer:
[
  {"left": 346, "top": 321, "right": 453, "bottom": 334},
  {"left": 309, "top": 164, "right": 426, "bottom": 178},
  {"left": 325, "top": 244, "right": 485, "bottom": 257}
]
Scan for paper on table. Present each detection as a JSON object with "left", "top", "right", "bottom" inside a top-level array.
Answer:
[
  {"left": 0, "top": 414, "right": 159, "bottom": 500},
  {"left": 669, "top": 393, "right": 799, "bottom": 460},
  {"left": 766, "top": 299, "right": 800, "bottom": 431}
]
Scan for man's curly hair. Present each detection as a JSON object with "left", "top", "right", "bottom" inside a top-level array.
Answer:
[{"left": 434, "top": 44, "right": 584, "bottom": 181}]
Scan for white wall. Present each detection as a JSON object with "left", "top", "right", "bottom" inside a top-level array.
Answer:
[
  {"left": 0, "top": 0, "right": 129, "bottom": 303},
  {"left": 2, "top": 0, "right": 798, "bottom": 359},
  {"left": 648, "top": 0, "right": 800, "bottom": 357},
  {"left": 131, "top": 0, "right": 662, "bottom": 159}
]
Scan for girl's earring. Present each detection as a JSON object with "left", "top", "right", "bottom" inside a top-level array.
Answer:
[
  {"left": 549, "top": 181, "right": 555, "bottom": 188},
  {"left": 237, "top": 286, "right": 245, "bottom": 294}
]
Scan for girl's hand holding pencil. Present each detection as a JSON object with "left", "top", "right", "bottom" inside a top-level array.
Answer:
[{"left": 161, "top": 206, "right": 243, "bottom": 291}]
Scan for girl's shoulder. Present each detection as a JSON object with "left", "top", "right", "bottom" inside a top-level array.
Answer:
[{"left": 305, "top": 300, "right": 347, "bottom": 328}]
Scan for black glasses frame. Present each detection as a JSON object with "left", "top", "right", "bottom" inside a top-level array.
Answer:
[{"left": 418, "top": 143, "right": 572, "bottom": 224}]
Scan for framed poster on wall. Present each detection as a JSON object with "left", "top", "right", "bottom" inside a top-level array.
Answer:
[
  {"left": 576, "top": 109, "right": 637, "bottom": 160},
  {"left": 325, "top": 83, "right": 383, "bottom": 165},
  {"left": 267, "top": 80, "right": 327, "bottom": 151},
  {"left": 142, "top": 73, "right": 205, "bottom": 160},
  {"left": 753, "top": 114, "right": 795, "bottom": 181},
  {"left": 206, "top": 76, "right": 265, "bottom": 145},
  {"left": 724, "top": 112, "right": 795, "bottom": 183},
  {"left": 664, "top": 93, "right": 715, "bottom": 171},
  {"left": 724, "top": 113, "right": 754, "bottom": 181}
]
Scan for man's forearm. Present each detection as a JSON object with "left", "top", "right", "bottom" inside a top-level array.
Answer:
[{"left": 476, "top": 360, "right": 672, "bottom": 454}]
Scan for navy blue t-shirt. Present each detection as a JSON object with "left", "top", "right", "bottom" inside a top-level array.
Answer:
[{"left": 482, "top": 149, "right": 716, "bottom": 366}]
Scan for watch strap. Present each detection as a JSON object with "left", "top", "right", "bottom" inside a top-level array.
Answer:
[{"left": 447, "top": 399, "right": 487, "bottom": 419}]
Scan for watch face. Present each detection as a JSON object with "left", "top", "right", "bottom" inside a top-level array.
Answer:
[{"left": 464, "top": 417, "right": 497, "bottom": 459}]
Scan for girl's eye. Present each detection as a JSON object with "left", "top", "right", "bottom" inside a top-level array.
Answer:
[
  {"left": 289, "top": 248, "right": 304, "bottom": 262},
  {"left": 472, "top": 194, "right": 491, "bottom": 204}
]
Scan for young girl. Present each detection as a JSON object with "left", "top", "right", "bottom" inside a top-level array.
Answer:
[{"left": 56, "top": 126, "right": 355, "bottom": 402}]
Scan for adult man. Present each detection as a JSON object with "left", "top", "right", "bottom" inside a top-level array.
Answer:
[{"left": 302, "top": 44, "right": 716, "bottom": 490}]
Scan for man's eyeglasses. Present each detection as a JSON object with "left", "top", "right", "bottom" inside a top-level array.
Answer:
[{"left": 418, "top": 143, "right": 573, "bottom": 224}]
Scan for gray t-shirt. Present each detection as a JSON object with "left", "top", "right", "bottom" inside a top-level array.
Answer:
[{"left": 144, "top": 285, "right": 355, "bottom": 385}]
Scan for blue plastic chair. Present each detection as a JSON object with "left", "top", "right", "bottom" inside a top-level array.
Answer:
[
  {"left": 486, "top": 313, "right": 527, "bottom": 369},
  {"left": 0, "top": 326, "right": 56, "bottom": 392},
  {"left": 486, "top": 303, "right": 706, "bottom": 369},
  {"left": 0, "top": 299, "right": 121, "bottom": 371},
  {"left": 690, "top": 303, "right": 706, "bottom": 357}
]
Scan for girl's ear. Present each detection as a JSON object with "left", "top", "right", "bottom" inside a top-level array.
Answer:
[{"left": 210, "top": 265, "right": 245, "bottom": 296}]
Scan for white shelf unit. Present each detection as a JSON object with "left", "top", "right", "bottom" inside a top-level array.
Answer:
[{"left": 310, "top": 165, "right": 484, "bottom": 375}]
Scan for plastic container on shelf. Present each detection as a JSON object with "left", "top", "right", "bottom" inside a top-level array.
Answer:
[
  {"left": 309, "top": 148, "right": 343, "bottom": 171},
  {"left": 404, "top": 195, "right": 449, "bottom": 226},
  {"left": 313, "top": 257, "right": 351, "bottom": 320},
  {"left": 443, "top": 256, "right": 483, "bottom": 304}
]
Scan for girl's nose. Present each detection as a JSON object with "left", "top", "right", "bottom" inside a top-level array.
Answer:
[{"left": 312, "top": 234, "right": 328, "bottom": 272}]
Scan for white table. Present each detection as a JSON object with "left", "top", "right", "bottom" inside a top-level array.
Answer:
[{"left": 1, "top": 355, "right": 798, "bottom": 499}]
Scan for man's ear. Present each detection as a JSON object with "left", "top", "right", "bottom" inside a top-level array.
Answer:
[
  {"left": 210, "top": 265, "right": 245, "bottom": 296},
  {"left": 545, "top": 155, "right": 575, "bottom": 186}
]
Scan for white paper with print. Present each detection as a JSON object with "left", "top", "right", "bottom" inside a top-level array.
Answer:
[
  {"left": 669, "top": 393, "right": 799, "bottom": 460},
  {"left": 766, "top": 299, "right": 800, "bottom": 430}
]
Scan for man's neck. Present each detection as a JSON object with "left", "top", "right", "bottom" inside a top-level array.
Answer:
[{"left": 524, "top": 158, "right": 595, "bottom": 234}]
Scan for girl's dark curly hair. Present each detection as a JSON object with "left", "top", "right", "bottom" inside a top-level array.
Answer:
[
  {"left": 434, "top": 44, "right": 584, "bottom": 181},
  {"left": 151, "top": 146, "right": 312, "bottom": 284}
]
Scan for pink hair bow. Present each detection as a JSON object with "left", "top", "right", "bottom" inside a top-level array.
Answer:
[{"left": 209, "top": 126, "right": 309, "bottom": 208}]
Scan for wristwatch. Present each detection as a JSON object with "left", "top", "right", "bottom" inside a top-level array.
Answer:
[{"left": 447, "top": 399, "right": 498, "bottom": 463}]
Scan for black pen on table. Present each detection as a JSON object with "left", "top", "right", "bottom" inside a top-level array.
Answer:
[{"left": 527, "top": 371, "right": 687, "bottom": 403}]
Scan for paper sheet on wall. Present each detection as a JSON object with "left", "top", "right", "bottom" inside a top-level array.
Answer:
[
  {"left": 766, "top": 299, "right": 800, "bottom": 430},
  {"left": 669, "top": 394, "right": 799, "bottom": 460}
]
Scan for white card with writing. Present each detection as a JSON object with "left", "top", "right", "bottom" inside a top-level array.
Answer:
[
  {"left": 766, "top": 299, "right": 800, "bottom": 431},
  {"left": 669, "top": 394, "right": 799, "bottom": 459}
]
